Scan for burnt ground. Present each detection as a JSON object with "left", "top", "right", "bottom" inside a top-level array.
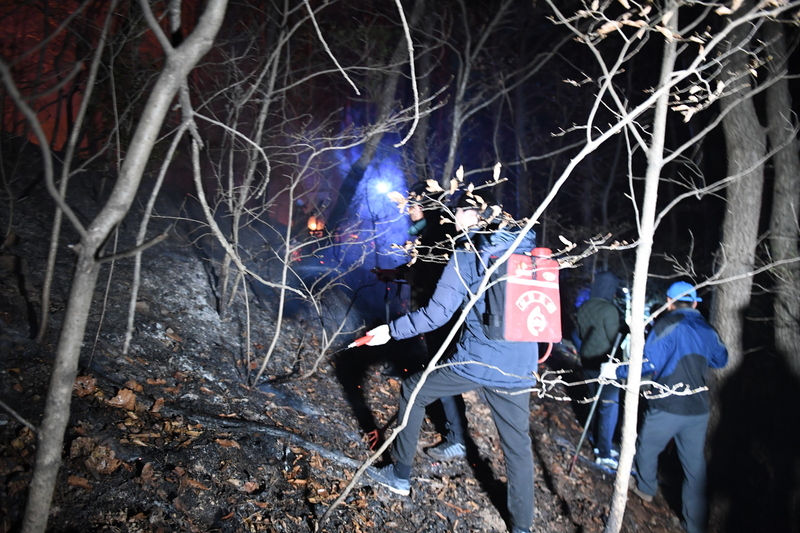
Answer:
[{"left": 1, "top": 177, "right": 692, "bottom": 533}]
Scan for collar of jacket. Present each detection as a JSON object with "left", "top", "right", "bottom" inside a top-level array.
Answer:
[{"left": 481, "top": 228, "right": 537, "bottom": 256}]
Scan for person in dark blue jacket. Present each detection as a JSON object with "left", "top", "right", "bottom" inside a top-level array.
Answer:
[
  {"left": 362, "top": 189, "right": 539, "bottom": 533},
  {"left": 602, "top": 281, "right": 728, "bottom": 533}
]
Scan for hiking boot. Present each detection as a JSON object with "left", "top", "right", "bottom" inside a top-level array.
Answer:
[
  {"left": 595, "top": 456, "right": 619, "bottom": 469},
  {"left": 366, "top": 464, "right": 410, "bottom": 496},
  {"left": 629, "top": 477, "right": 654, "bottom": 503},
  {"left": 426, "top": 441, "right": 466, "bottom": 462}
]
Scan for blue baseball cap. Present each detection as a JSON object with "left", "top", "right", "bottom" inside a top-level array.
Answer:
[{"left": 666, "top": 281, "right": 702, "bottom": 302}]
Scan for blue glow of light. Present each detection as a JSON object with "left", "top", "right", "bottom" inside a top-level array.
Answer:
[{"left": 320, "top": 141, "right": 416, "bottom": 320}]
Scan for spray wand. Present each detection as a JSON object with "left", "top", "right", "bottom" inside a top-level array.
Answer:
[
  {"left": 347, "top": 334, "right": 373, "bottom": 349},
  {"left": 567, "top": 332, "right": 624, "bottom": 477}
]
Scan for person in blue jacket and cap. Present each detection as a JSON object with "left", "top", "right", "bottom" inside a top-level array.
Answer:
[
  {"left": 361, "top": 188, "right": 539, "bottom": 533},
  {"left": 601, "top": 281, "right": 728, "bottom": 533}
]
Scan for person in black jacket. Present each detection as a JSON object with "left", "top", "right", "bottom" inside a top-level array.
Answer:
[
  {"left": 362, "top": 190, "right": 539, "bottom": 533},
  {"left": 575, "top": 271, "right": 625, "bottom": 468}
]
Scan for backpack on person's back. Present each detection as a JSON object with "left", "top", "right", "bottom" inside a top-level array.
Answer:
[{"left": 480, "top": 247, "right": 562, "bottom": 343}]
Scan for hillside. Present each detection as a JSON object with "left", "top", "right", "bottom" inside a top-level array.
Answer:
[{"left": 0, "top": 177, "right": 685, "bottom": 533}]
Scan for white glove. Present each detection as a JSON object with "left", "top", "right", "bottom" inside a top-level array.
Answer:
[
  {"left": 600, "top": 362, "right": 620, "bottom": 380},
  {"left": 365, "top": 324, "right": 392, "bottom": 346}
]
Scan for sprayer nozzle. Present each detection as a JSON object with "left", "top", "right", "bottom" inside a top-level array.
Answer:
[{"left": 348, "top": 335, "right": 373, "bottom": 349}]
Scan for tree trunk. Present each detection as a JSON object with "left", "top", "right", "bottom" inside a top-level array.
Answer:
[
  {"left": 21, "top": 2, "right": 228, "bottom": 531},
  {"left": 709, "top": 22, "right": 767, "bottom": 382},
  {"left": 22, "top": 256, "right": 100, "bottom": 532},
  {"left": 764, "top": 22, "right": 800, "bottom": 376},
  {"left": 513, "top": 16, "right": 532, "bottom": 219},
  {"left": 411, "top": 10, "right": 435, "bottom": 183},
  {"left": 37, "top": 0, "right": 119, "bottom": 343},
  {"left": 440, "top": 0, "right": 514, "bottom": 187},
  {"left": 706, "top": 19, "right": 767, "bottom": 528},
  {"left": 604, "top": 6, "right": 678, "bottom": 531},
  {"left": 326, "top": 0, "right": 426, "bottom": 232}
]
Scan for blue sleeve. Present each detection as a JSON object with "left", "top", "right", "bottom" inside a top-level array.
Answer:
[
  {"left": 708, "top": 334, "right": 728, "bottom": 369},
  {"left": 642, "top": 327, "right": 672, "bottom": 377},
  {"left": 389, "top": 253, "right": 472, "bottom": 340}
]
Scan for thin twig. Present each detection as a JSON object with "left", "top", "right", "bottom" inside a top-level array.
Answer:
[
  {"left": 96, "top": 231, "right": 170, "bottom": 264},
  {"left": 0, "top": 398, "right": 36, "bottom": 432},
  {"left": 393, "top": 0, "right": 419, "bottom": 148},
  {"left": 302, "top": 0, "right": 360, "bottom": 95},
  {"left": 89, "top": 227, "right": 120, "bottom": 366}
]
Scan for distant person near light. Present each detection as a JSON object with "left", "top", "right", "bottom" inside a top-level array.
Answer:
[
  {"left": 400, "top": 183, "right": 468, "bottom": 462},
  {"left": 360, "top": 189, "right": 539, "bottom": 533},
  {"left": 602, "top": 281, "right": 728, "bottom": 533}
]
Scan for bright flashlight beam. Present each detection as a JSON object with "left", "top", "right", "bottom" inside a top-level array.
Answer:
[{"left": 375, "top": 181, "right": 391, "bottom": 194}]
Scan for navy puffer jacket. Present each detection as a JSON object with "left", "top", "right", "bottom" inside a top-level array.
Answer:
[{"left": 389, "top": 229, "right": 539, "bottom": 388}]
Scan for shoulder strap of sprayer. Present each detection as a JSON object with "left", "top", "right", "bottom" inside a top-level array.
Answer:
[
  {"left": 467, "top": 248, "right": 508, "bottom": 341},
  {"left": 462, "top": 249, "right": 489, "bottom": 313}
]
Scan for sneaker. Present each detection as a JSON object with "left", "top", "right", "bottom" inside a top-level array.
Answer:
[
  {"left": 593, "top": 447, "right": 620, "bottom": 459},
  {"left": 366, "top": 464, "right": 410, "bottom": 496},
  {"left": 426, "top": 441, "right": 467, "bottom": 462},
  {"left": 629, "top": 477, "right": 654, "bottom": 503},
  {"left": 595, "top": 456, "right": 619, "bottom": 469}
]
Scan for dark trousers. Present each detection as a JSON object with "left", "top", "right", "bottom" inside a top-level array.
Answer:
[
  {"left": 394, "top": 368, "right": 535, "bottom": 531},
  {"left": 634, "top": 409, "right": 709, "bottom": 533},
  {"left": 583, "top": 368, "right": 620, "bottom": 458},
  {"left": 425, "top": 326, "right": 466, "bottom": 444},
  {"left": 438, "top": 394, "right": 466, "bottom": 445},
  {"left": 421, "top": 325, "right": 466, "bottom": 445}
]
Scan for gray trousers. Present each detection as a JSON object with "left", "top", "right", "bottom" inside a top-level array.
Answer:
[
  {"left": 634, "top": 408, "right": 709, "bottom": 533},
  {"left": 394, "top": 368, "right": 535, "bottom": 531}
]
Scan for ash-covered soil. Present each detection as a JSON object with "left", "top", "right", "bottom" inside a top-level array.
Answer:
[{"left": 0, "top": 175, "right": 686, "bottom": 533}]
